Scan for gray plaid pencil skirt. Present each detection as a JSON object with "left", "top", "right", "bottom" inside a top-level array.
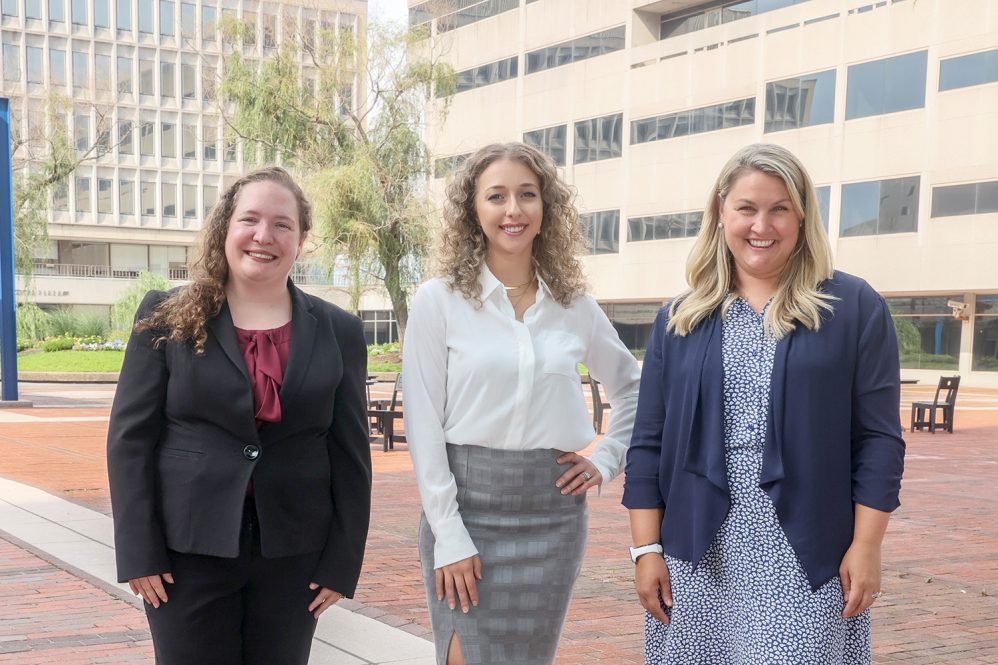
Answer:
[{"left": 418, "top": 444, "right": 588, "bottom": 665}]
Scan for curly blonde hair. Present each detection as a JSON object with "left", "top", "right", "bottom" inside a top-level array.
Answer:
[
  {"left": 669, "top": 143, "right": 835, "bottom": 339},
  {"left": 135, "top": 166, "right": 312, "bottom": 354},
  {"left": 435, "top": 142, "right": 587, "bottom": 307}
]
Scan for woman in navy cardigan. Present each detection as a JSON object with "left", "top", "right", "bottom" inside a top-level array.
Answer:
[{"left": 623, "top": 144, "right": 905, "bottom": 664}]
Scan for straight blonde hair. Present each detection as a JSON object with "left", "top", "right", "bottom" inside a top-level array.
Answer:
[{"left": 668, "top": 143, "right": 835, "bottom": 339}]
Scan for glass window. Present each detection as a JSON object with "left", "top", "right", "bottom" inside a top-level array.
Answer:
[
  {"left": 94, "top": 0, "right": 109, "bottom": 26},
  {"left": 450, "top": 56, "right": 518, "bottom": 95},
  {"left": 939, "top": 48, "right": 998, "bottom": 92},
  {"left": 887, "top": 296, "right": 961, "bottom": 371},
  {"left": 432, "top": 153, "right": 470, "bottom": 179},
  {"left": 201, "top": 4, "right": 215, "bottom": 40},
  {"left": 815, "top": 185, "right": 830, "bottom": 231},
  {"left": 72, "top": 50, "right": 88, "bottom": 88},
  {"left": 139, "top": 57, "right": 153, "bottom": 94},
  {"left": 632, "top": 98, "right": 754, "bottom": 145},
  {"left": 95, "top": 53, "right": 111, "bottom": 90},
  {"left": 523, "top": 125, "right": 566, "bottom": 167},
  {"left": 180, "top": 1, "right": 194, "bottom": 36},
  {"left": 973, "top": 295, "right": 998, "bottom": 371},
  {"left": 118, "top": 119, "right": 132, "bottom": 153},
  {"left": 96, "top": 122, "right": 110, "bottom": 154},
  {"left": 840, "top": 176, "right": 919, "bottom": 237},
  {"left": 263, "top": 13, "right": 276, "bottom": 48},
  {"left": 182, "top": 183, "right": 196, "bottom": 218},
  {"left": 243, "top": 10, "right": 256, "bottom": 45},
  {"left": 3, "top": 44, "right": 21, "bottom": 83},
  {"left": 526, "top": 25, "right": 626, "bottom": 74},
  {"left": 202, "top": 118, "right": 217, "bottom": 159},
  {"left": 74, "top": 112, "right": 90, "bottom": 151},
  {"left": 202, "top": 183, "right": 217, "bottom": 216},
  {"left": 159, "top": 0, "right": 173, "bottom": 35},
  {"left": 75, "top": 176, "right": 91, "bottom": 212},
  {"left": 26, "top": 46, "right": 47, "bottom": 84},
  {"left": 71, "top": 0, "right": 85, "bottom": 24},
  {"left": 435, "top": 0, "right": 517, "bottom": 33},
  {"left": 110, "top": 243, "right": 149, "bottom": 273},
  {"left": 181, "top": 62, "right": 194, "bottom": 98},
  {"left": 139, "top": 120, "right": 154, "bottom": 155},
  {"left": 119, "top": 178, "right": 133, "bottom": 213},
  {"left": 137, "top": 0, "right": 152, "bottom": 32},
  {"left": 27, "top": 0, "right": 42, "bottom": 19},
  {"left": 115, "top": 0, "right": 129, "bottom": 29},
  {"left": 161, "top": 121, "right": 175, "bottom": 157},
  {"left": 224, "top": 131, "right": 236, "bottom": 162},
  {"left": 140, "top": 179, "right": 155, "bottom": 215},
  {"left": 202, "top": 63, "right": 215, "bottom": 100},
  {"left": 182, "top": 121, "right": 195, "bottom": 158},
  {"left": 765, "top": 69, "right": 835, "bottom": 132},
  {"left": 603, "top": 303, "right": 658, "bottom": 351},
  {"left": 116, "top": 54, "right": 131, "bottom": 92},
  {"left": 49, "top": 0, "right": 65, "bottom": 22},
  {"left": 97, "top": 178, "right": 113, "bottom": 213},
  {"left": 627, "top": 211, "right": 703, "bottom": 242},
  {"left": 50, "top": 47, "right": 66, "bottom": 85},
  {"left": 302, "top": 17, "right": 315, "bottom": 50},
  {"left": 53, "top": 180, "right": 69, "bottom": 210},
  {"left": 161, "top": 60, "right": 174, "bottom": 97},
  {"left": 574, "top": 113, "right": 623, "bottom": 164},
  {"left": 580, "top": 210, "right": 620, "bottom": 255},
  {"left": 846, "top": 51, "right": 927, "bottom": 120},
  {"left": 162, "top": 181, "right": 176, "bottom": 216},
  {"left": 931, "top": 180, "right": 998, "bottom": 217}
]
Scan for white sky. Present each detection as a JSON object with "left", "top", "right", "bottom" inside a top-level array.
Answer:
[{"left": 367, "top": 0, "right": 408, "bottom": 27}]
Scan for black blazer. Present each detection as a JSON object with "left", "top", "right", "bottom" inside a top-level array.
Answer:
[{"left": 107, "top": 283, "right": 371, "bottom": 597}]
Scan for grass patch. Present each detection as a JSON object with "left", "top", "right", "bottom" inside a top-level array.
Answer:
[
  {"left": 16, "top": 350, "right": 125, "bottom": 372},
  {"left": 368, "top": 361, "right": 402, "bottom": 373}
]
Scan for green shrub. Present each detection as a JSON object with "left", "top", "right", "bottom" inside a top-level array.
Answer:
[
  {"left": 16, "top": 302, "right": 52, "bottom": 344},
  {"left": 47, "top": 308, "right": 110, "bottom": 338},
  {"left": 41, "top": 334, "right": 77, "bottom": 352},
  {"left": 111, "top": 271, "right": 173, "bottom": 333}
]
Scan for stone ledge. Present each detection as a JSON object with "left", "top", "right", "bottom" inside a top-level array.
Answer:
[{"left": 17, "top": 371, "right": 120, "bottom": 383}]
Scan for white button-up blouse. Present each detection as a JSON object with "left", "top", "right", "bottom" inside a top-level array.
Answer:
[{"left": 402, "top": 268, "right": 641, "bottom": 568}]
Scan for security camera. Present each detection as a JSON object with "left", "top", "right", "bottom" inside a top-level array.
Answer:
[{"left": 947, "top": 300, "right": 969, "bottom": 319}]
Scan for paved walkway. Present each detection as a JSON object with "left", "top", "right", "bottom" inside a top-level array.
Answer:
[{"left": 1, "top": 382, "right": 997, "bottom": 664}]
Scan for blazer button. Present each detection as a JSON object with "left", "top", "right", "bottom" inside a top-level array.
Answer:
[{"left": 243, "top": 444, "right": 261, "bottom": 461}]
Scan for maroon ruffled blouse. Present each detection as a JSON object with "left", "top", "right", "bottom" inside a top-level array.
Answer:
[{"left": 234, "top": 321, "right": 292, "bottom": 426}]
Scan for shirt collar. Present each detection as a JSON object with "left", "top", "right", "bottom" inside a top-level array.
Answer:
[{"left": 478, "top": 264, "right": 552, "bottom": 304}]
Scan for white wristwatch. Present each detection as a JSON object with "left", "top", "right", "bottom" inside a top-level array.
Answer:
[{"left": 629, "top": 542, "right": 664, "bottom": 563}]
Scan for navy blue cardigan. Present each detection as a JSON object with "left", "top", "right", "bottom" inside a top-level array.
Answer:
[{"left": 622, "top": 271, "right": 905, "bottom": 591}]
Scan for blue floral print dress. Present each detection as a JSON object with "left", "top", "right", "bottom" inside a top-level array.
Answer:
[{"left": 645, "top": 299, "right": 870, "bottom": 665}]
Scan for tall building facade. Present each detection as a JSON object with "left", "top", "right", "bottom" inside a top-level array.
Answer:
[
  {"left": 0, "top": 0, "right": 401, "bottom": 342},
  {"left": 413, "top": 0, "right": 998, "bottom": 386}
]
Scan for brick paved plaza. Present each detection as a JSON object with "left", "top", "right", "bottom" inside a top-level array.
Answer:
[{"left": 1, "top": 382, "right": 996, "bottom": 664}]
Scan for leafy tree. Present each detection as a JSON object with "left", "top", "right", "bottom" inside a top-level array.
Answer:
[
  {"left": 10, "top": 94, "right": 115, "bottom": 280},
  {"left": 111, "top": 271, "right": 173, "bottom": 333},
  {"left": 215, "top": 19, "right": 454, "bottom": 342}
]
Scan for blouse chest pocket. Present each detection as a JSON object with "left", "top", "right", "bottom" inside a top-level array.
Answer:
[{"left": 538, "top": 331, "right": 584, "bottom": 379}]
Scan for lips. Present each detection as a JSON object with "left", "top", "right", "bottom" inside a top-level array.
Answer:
[
  {"left": 747, "top": 239, "right": 775, "bottom": 248},
  {"left": 500, "top": 224, "right": 526, "bottom": 235},
  {"left": 246, "top": 250, "right": 278, "bottom": 261}
]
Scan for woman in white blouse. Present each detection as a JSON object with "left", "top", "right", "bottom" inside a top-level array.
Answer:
[{"left": 403, "top": 142, "right": 640, "bottom": 665}]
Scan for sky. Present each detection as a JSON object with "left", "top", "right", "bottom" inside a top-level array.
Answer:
[{"left": 367, "top": 0, "right": 408, "bottom": 27}]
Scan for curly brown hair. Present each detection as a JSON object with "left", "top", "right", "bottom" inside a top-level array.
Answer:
[
  {"left": 435, "top": 142, "right": 587, "bottom": 307},
  {"left": 135, "top": 166, "right": 312, "bottom": 354}
]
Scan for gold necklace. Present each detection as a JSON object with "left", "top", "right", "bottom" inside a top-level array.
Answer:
[
  {"left": 508, "top": 277, "right": 536, "bottom": 311},
  {"left": 502, "top": 274, "right": 535, "bottom": 291}
]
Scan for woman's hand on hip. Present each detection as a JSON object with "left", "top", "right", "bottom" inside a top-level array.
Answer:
[
  {"left": 634, "top": 554, "right": 672, "bottom": 624},
  {"left": 555, "top": 452, "right": 603, "bottom": 496},
  {"left": 435, "top": 555, "right": 482, "bottom": 613},
  {"left": 308, "top": 583, "right": 343, "bottom": 619},
  {"left": 839, "top": 540, "right": 882, "bottom": 618},
  {"left": 128, "top": 573, "right": 174, "bottom": 608}
]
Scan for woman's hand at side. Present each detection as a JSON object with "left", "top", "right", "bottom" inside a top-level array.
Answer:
[
  {"left": 308, "top": 583, "right": 343, "bottom": 619},
  {"left": 555, "top": 452, "right": 603, "bottom": 496},
  {"left": 128, "top": 573, "right": 174, "bottom": 608},
  {"left": 435, "top": 555, "right": 482, "bottom": 613},
  {"left": 839, "top": 540, "right": 881, "bottom": 618},
  {"left": 635, "top": 554, "right": 672, "bottom": 624}
]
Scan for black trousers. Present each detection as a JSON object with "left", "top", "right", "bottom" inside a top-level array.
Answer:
[{"left": 145, "top": 499, "right": 322, "bottom": 665}]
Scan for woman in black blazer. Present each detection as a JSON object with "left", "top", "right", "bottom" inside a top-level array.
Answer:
[{"left": 107, "top": 166, "right": 371, "bottom": 665}]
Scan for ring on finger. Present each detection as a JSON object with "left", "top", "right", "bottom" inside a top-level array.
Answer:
[
  {"left": 582, "top": 470, "right": 593, "bottom": 482},
  {"left": 871, "top": 591, "right": 882, "bottom": 600}
]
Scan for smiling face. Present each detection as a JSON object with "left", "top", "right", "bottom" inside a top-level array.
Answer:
[
  {"left": 223, "top": 179, "right": 304, "bottom": 291},
  {"left": 720, "top": 170, "right": 802, "bottom": 290},
  {"left": 474, "top": 158, "right": 544, "bottom": 264}
]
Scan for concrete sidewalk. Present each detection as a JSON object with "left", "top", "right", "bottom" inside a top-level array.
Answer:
[{"left": 2, "top": 382, "right": 998, "bottom": 664}]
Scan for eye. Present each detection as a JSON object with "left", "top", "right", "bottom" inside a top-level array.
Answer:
[
  {"left": 773, "top": 205, "right": 789, "bottom": 212},
  {"left": 521, "top": 191, "right": 538, "bottom": 199},
  {"left": 277, "top": 221, "right": 294, "bottom": 230},
  {"left": 487, "top": 193, "right": 504, "bottom": 202},
  {"left": 737, "top": 206, "right": 755, "bottom": 213}
]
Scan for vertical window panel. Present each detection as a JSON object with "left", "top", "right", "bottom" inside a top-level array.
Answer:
[
  {"left": 49, "top": 0, "right": 65, "bottom": 22},
  {"left": 201, "top": 4, "right": 215, "bottom": 40},
  {"left": 94, "top": 0, "right": 109, "bottom": 27},
  {"left": 115, "top": 0, "right": 129, "bottom": 30},
  {"left": 161, "top": 121, "right": 175, "bottom": 157},
  {"left": 181, "top": 62, "right": 195, "bottom": 98},
  {"left": 119, "top": 178, "right": 133, "bottom": 213},
  {"left": 27, "top": 0, "right": 42, "bottom": 19},
  {"left": 139, "top": 120, "right": 154, "bottom": 155},
  {"left": 72, "top": 50, "right": 88, "bottom": 88},
  {"left": 182, "top": 183, "right": 196, "bottom": 218},
  {"left": 162, "top": 181, "right": 176, "bottom": 216},
  {"left": 116, "top": 54, "right": 131, "bottom": 92},
  {"left": 202, "top": 118, "right": 217, "bottom": 160},
  {"left": 160, "top": 60, "right": 174, "bottom": 97},
  {"left": 26, "top": 46, "right": 45, "bottom": 83},
  {"left": 71, "top": 0, "right": 86, "bottom": 24},
  {"left": 138, "top": 0, "right": 152, "bottom": 32},
  {"left": 159, "top": 0, "right": 173, "bottom": 36},
  {"left": 181, "top": 121, "right": 195, "bottom": 158},
  {"left": 118, "top": 119, "right": 132, "bottom": 153},
  {"left": 75, "top": 176, "right": 91, "bottom": 212},
  {"left": 139, "top": 57, "right": 153, "bottom": 94},
  {"left": 180, "top": 1, "right": 194, "bottom": 36},
  {"left": 97, "top": 178, "right": 113, "bottom": 213},
  {"left": 95, "top": 53, "right": 111, "bottom": 90},
  {"left": 140, "top": 178, "right": 155, "bottom": 215},
  {"left": 50, "top": 48, "right": 66, "bottom": 85}
]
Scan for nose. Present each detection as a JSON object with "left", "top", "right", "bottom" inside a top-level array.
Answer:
[
  {"left": 253, "top": 222, "right": 274, "bottom": 244},
  {"left": 505, "top": 198, "right": 522, "bottom": 218}
]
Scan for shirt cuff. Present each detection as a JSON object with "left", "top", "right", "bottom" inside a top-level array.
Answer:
[{"left": 431, "top": 514, "right": 479, "bottom": 569}]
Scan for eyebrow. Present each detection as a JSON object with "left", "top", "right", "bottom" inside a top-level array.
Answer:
[
  {"left": 238, "top": 209, "right": 297, "bottom": 223},
  {"left": 483, "top": 182, "right": 539, "bottom": 191},
  {"left": 733, "top": 198, "right": 790, "bottom": 206}
]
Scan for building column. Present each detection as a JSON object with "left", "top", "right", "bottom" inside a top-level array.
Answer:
[{"left": 959, "top": 293, "right": 976, "bottom": 377}]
